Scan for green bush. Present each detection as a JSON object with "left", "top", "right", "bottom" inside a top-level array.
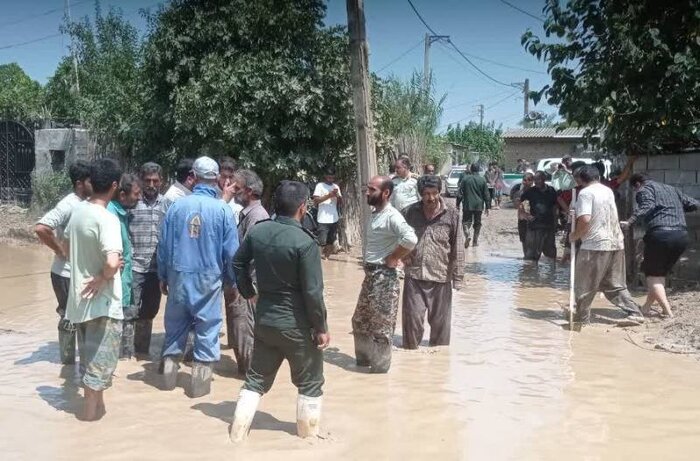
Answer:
[{"left": 31, "top": 171, "right": 72, "bottom": 212}]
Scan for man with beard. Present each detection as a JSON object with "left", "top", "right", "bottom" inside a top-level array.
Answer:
[
  {"left": 158, "top": 156, "right": 238, "bottom": 397},
  {"left": 107, "top": 174, "right": 142, "bottom": 359},
  {"left": 351, "top": 176, "right": 417, "bottom": 373},
  {"left": 227, "top": 168, "right": 269, "bottom": 374},
  {"left": 164, "top": 158, "right": 195, "bottom": 202},
  {"left": 401, "top": 175, "right": 464, "bottom": 349},
  {"left": 127, "top": 162, "right": 171, "bottom": 357},
  {"left": 35, "top": 160, "right": 92, "bottom": 365}
]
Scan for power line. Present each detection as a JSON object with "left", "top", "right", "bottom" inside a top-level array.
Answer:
[
  {"left": 451, "top": 45, "right": 547, "bottom": 75},
  {"left": 444, "top": 90, "right": 513, "bottom": 110},
  {"left": 0, "top": 0, "right": 92, "bottom": 28},
  {"left": 0, "top": 33, "right": 62, "bottom": 51},
  {"left": 406, "top": 0, "right": 439, "bottom": 36},
  {"left": 486, "top": 91, "right": 520, "bottom": 110},
  {"left": 498, "top": 0, "right": 545, "bottom": 23},
  {"left": 376, "top": 39, "right": 424, "bottom": 73}
]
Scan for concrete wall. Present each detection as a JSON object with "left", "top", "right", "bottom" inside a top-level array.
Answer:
[
  {"left": 34, "top": 128, "right": 92, "bottom": 175},
  {"left": 503, "top": 139, "right": 585, "bottom": 171}
]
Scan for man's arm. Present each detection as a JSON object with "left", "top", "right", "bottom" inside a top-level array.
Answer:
[
  {"left": 626, "top": 186, "right": 655, "bottom": 226},
  {"left": 35, "top": 198, "right": 72, "bottom": 259},
  {"left": 232, "top": 235, "right": 256, "bottom": 299},
  {"left": 386, "top": 212, "right": 418, "bottom": 268},
  {"left": 299, "top": 241, "right": 328, "bottom": 334},
  {"left": 35, "top": 224, "right": 66, "bottom": 259},
  {"left": 677, "top": 189, "right": 699, "bottom": 213},
  {"left": 222, "top": 207, "right": 239, "bottom": 286},
  {"left": 570, "top": 215, "right": 591, "bottom": 242},
  {"left": 82, "top": 251, "right": 121, "bottom": 299}
]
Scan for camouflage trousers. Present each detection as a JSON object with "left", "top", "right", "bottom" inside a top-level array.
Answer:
[
  {"left": 76, "top": 316, "right": 123, "bottom": 391},
  {"left": 351, "top": 265, "right": 401, "bottom": 341}
]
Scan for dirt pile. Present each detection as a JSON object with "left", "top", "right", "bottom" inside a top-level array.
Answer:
[{"left": 0, "top": 205, "right": 37, "bottom": 245}]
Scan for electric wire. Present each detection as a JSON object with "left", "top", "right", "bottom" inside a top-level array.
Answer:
[
  {"left": 375, "top": 39, "right": 424, "bottom": 73},
  {"left": 498, "top": 0, "right": 545, "bottom": 23}
]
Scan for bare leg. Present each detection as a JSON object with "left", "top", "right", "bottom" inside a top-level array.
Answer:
[
  {"left": 82, "top": 387, "right": 100, "bottom": 421},
  {"left": 647, "top": 276, "right": 672, "bottom": 317}
]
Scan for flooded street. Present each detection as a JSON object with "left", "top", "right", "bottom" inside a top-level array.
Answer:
[{"left": 1, "top": 235, "right": 700, "bottom": 460}]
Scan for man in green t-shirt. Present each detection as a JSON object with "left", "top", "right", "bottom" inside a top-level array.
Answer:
[
  {"left": 65, "top": 158, "right": 124, "bottom": 422},
  {"left": 107, "top": 174, "right": 142, "bottom": 359}
]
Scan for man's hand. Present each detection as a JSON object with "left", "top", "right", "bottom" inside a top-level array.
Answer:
[
  {"left": 160, "top": 281, "right": 169, "bottom": 296},
  {"left": 81, "top": 275, "right": 106, "bottom": 299},
  {"left": 315, "top": 332, "right": 331, "bottom": 350},
  {"left": 119, "top": 255, "right": 125, "bottom": 270},
  {"left": 620, "top": 221, "right": 630, "bottom": 230},
  {"left": 222, "top": 178, "right": 236, "bottom": 203},
  {"left": 385, "top": 254, "right": 400, "bottom": 268}
]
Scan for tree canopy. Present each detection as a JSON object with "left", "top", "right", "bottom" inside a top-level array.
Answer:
[
  {"left": 444, "top": 121, "right": 504, "bottom": 164},
  {"left": 0, "top": 63, "right": 44, "bottom": 122},
  {"left": 522, "top": 0, "right": 700, "bottom": 154}
]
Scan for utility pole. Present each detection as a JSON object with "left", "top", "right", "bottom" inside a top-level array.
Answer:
[
  {"left": 523, "top": 78, "right": 529, "bottom": 119},
  {"left": 346, "top": 0, "right": 377, "bottom": 251},
  {"left": 423, "top": 34, "right": 450, "bottom": 90},
  {"left": 477, "top": 104, "right": 484, "bottom": 128},
  {"left": 65, "top": 0, "right": 80, "bottom": 96}
]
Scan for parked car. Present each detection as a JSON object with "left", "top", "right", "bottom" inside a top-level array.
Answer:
[{"left": 444, "top": 165, "right": 467, "bottom": 197}]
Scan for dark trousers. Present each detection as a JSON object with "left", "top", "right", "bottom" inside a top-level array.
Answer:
[
  {"left": 243, "top": 325, "right": 324, "bottom": 397},
  {"left": 574, "top": 249, "right": 642, "bottom": 323},
  {"left": 402, "top": 277, "right": 453, "bottom": 349},
  {"left": 523, "top": 226, "right": 557, "bottom": 260},
  {"left": 225, "top": 287, "right": 255, "bottom": 374},
  {"left": 462, "top": 210, "right": 483, "bottom": 241},
  {"left": 51, "top": 273, "right": 76, "bottom": 364},
  {"left": 128, "top": 271, "right": 162, "bottom": 356}
]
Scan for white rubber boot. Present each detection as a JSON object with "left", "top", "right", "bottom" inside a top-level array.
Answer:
[
  {"left": 296, "top": 394, "right": 322, "bottom": 438},
  {"left": 229, "top": 389, "right": 261, "bottom": 442}
]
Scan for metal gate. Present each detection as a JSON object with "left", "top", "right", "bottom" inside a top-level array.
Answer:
[{"left": 0, "top": 121, "right": 35, "bottom": 204}]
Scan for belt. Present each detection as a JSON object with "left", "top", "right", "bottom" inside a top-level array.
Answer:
[
  {"left": 364, "top": 263, "right": 390, "bottom": 270},
  {"left": 649, "top": 226, "right": 687, "bottom": 232}
]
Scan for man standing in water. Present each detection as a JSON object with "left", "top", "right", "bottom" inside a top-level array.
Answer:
[
  {"left": 569, "top": 165, "right": 645, "bottom": 326},
  {"left": 227, "top": 168, "right": 269, "bottom": 375},
  {"left": 458, "top": 163, "right": 491, "bottom": 247},
  {"left": 515, "top": 172, "right": 535, "bottom": 257},
  {"left": 402, "top": 175, "right": 464, "bottom": 349},
  {"left": 128, "top": 162, "right": 170, "bottom": 357},
  {"left": 621, "top": 173, "right": 699, "bottom": 318},
  {"left": 107, "top": 174, "right": 142, "bottom": 359},
  {"left": 35, "top": 160, "right": 92, "bottom": 365},
  {"left": 352, "top": 176, "right": 417, "bottom": 373},
  {"left": 519, "top": 171, "right": 559, "bottom": 261},
  {"left": 158, "top": 156, "right": 238, "bottom": 398},
  {"left": 230, "top": 180, "right": 329, "bottom": 441},
  {"left": 64, "top": 158, "right": 124, "bottom": 421}
]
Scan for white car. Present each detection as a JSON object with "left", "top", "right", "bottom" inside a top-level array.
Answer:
[
  {"left": 444, "top": 166, "right": 467, "bottom": 197},
  {"left": 535, "top": 157, "right": 611, "bottom": 177}
]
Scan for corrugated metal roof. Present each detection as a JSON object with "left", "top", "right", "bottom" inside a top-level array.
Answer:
[{"left": 502, "top": 127, "right": 597, "bottom": 139}]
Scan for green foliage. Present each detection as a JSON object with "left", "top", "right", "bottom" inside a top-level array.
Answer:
[
  {"left": 0, "top": 63, "right": 44, "bottom": 122},
  {"left": 139, "top": 0, "right": 356, "bottom": 187},
  {"left": 522, "top": 0, "right": 700, "bottom": 154},
  {"left": 444, "top": 121, "right": 504, "bottom": 164},
  {"left": 372, "top": 72, "right": 446, "bottom": 171},
  {"left": 31, "top": 171, "right": 72, "bottom": 212}
]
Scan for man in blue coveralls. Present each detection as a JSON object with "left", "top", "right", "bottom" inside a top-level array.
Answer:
[{"left": 157, "top": 156, "right": 239, "bottom": 398}]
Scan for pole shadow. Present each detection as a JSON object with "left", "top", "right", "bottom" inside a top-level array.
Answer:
[{"left": 192, "top": 401, "right": 297, "bottom": 436}]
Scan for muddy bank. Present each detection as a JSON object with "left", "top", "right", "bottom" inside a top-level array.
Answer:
[{"left": 0, "top": 204, "right": 38, "bottom": 245}]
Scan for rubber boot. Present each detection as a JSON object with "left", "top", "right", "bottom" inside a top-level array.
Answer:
[
  {"left": 230, "top": 389, "right": 261, "bottom": 442},
  {"left": 120, "top": 321, "right": 135, "bottom": 359},
  {"left": 297, "top": 394, "right": 322, "bottom": 438},
  {"left": 472, "top": 227, "right": 481, "bottom": 247},
  {"left": 183, "top": 330, "right": 195, "bottom": 363},
  {"left": 162, "top": 355, "right": 180, "bottom": 391},
  {"left": 134, "top": 319, "right": 153, "bottom": 357},
  {"left": 187, "top": 361, "right": 214, "bottom": 398},
  {"left": 353, "top": 333, "right": 371, "bottom": 367},
  {"left": 58, "top": 318, "right": 76, "bottom": 365},
  {"left": 369, "top": 337, "right": 392, "bottom": 374},
  {"left": 462, "top": 223, "right": 471, "bottom": 248}
]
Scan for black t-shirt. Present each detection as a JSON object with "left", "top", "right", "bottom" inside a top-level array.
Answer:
[{"left": 521, "top": 185, "right": 558, "bottom": 229}]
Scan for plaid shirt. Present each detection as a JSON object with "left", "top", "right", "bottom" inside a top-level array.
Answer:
[
  {"left": 628, "top": 180, "right": 699, "bottom": 230},
  {"left": 128, "top": 194, "right": 171, "bottom": 273},
  {"left": 402, "top": 199, "right": 465, "bottom": 286}
]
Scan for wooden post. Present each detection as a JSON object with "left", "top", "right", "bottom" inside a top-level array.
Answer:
[{"left": 347, "top": 0, "right": 377, "bottom": 254}]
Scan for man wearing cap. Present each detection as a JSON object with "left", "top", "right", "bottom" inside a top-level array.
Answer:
[{"left": 157, "top": 156, "right": 239, "bottom": 398}]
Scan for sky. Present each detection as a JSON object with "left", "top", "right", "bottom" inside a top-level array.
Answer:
[{"left": 0, "top": 0, "right": 555, "bottom": 131}]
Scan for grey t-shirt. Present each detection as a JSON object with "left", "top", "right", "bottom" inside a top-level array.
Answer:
[
  {"left": 364, "top": 204, "right": 418, "bottom": 265},
  {"left": 37, "top": 192, "right": 82, "bottom": 277}
]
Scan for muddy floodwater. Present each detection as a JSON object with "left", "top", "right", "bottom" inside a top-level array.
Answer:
[{"left": 1, "top": 242, "right": 699, "bottom": 460}]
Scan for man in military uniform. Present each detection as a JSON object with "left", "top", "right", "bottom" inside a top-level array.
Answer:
[
  {"left": 230, "top": 180, "right": 330, "bottom": 442},
  {"left": 352, "top": 176, "right": 417, "bottom": 373},
  {"left": 458, "top": 163, "right": 491, "bottom": 247}
]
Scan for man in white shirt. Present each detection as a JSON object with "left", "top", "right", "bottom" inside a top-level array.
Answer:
[
  {"left": 164, "top": 158, "right": 195, "bottom": 202},
  {"left": 391, "top": 157, "right": 420, "bottom": 212},
  {"left": 35, "top": 160, "right": 92, "bottom": 365},
  {"left": 313, "top": 167, "right": 343, "bottom": 259},
  {"left": 569, "top": 165, "right": 643, "bottom": 327}
]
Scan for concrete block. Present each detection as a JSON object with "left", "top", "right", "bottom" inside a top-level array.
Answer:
[
  {"left": 679, "top": 153, "right": 700, "bottom": 170},
  {"left": 682, "top": 184, "right": 700, "bottom": 199},
  {"left": 647, "top": 154, "right": 680, "bottom": 170},
  {"left": 664, "top": 170, "right": 697, "bottom": 186},
  {"left": 632, "top": 156, "right": 648, "bottom": 171},
  {"left": 646, "top": 169, "right": 665, "bottom": 183}
]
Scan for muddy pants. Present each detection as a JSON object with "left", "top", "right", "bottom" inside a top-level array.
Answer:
[
  {"left": 462, "top": 210, "right": 483, "bottom": 244},
  {"left": 574, "top": 249, "right": 642, "bottom": 323},
  {"left": 51, "top": 273, "right": 76, "bottom": 365},
  {"left": 130, "top": 271, "right": 161, "bottom": 356},
  {"left": 243, "top": 325, "right": 324, "bottom": 397},
  {"left": 351, "top": 265, "right": 400, "bottom": 372},
  {"left": 76, "top": 316, "right": 123, "bottom": 391},
  {"left": 402, "top": 277, "right": 452, "bottom": 349},
  {"left": 523, "top": 226, "right": 557, "bottom": 260},
  {"left": 225, "top": 285, "right": 255, "bottom": 374}
]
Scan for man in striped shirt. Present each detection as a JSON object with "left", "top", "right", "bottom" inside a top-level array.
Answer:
[{"left": 128, "top": 162, "right": 171, "bottom": 356}]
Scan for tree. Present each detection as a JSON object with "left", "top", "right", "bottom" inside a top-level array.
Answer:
[
  {"left": 140, "top": 0, "right": 356, "bottom": 189},
  {"left": 44, "top": 4, "right": 143, "bottom": 159},
  {"left": 444, "top": 121, "right": 504, "bottom": 164},
  {"left": 0, "top": 63, "right": 43, "bottom": 122},
  {"left": 372, "top": 72, "right": 446, "bottom": 171},
  {"left": 522, "top": 0, "right": 700, "bottom": 154}
]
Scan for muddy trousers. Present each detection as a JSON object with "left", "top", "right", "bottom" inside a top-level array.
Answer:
[
  {"left": 351, "top": 265, "right": 400, "bottom": 373},
  {"left": 76, "top": 316, "right": 123, "bottom": 391},
  {"left": 130, "top": 272, "right": 162, "bottom": 356},
  {"left": 462, "top": 210, "right": 483, "bottom": 244},
  {"left": 574, "top": 249, "right": 642, "bottom": 323},
  {"left": 402, "top": 278, "right": 452, "bottom": 349},
  {"left": 243, "top": 325, "right": 324, "bottom": 397},
  {"left": 225, "top": 286, "right": 255, "bottom": 375},
  {"left": 51, "top": 273, "right": 76, "bottom": 365},
  {"left": 523, "top": 226, "right": 557, "bottom": 260}
]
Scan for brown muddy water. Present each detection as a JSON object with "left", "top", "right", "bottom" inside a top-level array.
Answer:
[{"left": 1, "top": 243, "right": 699, "bottom": 460}]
